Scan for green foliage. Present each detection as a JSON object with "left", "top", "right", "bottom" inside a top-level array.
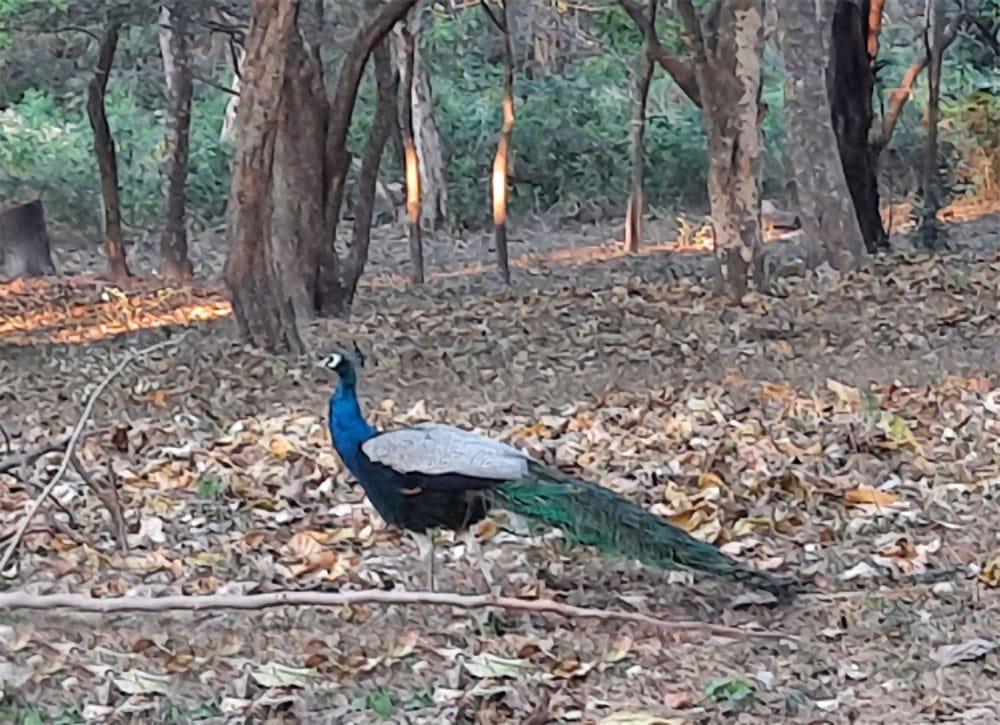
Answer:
[
  {"left": 197, "top": 474, "right": 226, "bottom": 499},
  {"left": 0, "top": 85, "right": 231, "bottom": 233},
  {"left": 703, "top": 676, "right": 756, "bottom": 704},
  {"left": 352, "top": 689, "right": 397, "bottom": 719}
]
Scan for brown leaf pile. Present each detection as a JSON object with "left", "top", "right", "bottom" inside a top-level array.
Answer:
[{"left": 2, "top": 216, "right": 1000, "bottom": 720}]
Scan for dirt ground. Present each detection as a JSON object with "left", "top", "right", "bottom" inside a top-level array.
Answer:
[{"left": 1, "top": 210, "right": 1000, "bottom": 723}]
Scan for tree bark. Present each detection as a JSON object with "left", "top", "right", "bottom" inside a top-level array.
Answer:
[
  {"left": 487, "top": 0, "right": 514, "bottom": 284},
  {"left": 396, "top": 14, "right": 424, "bottom": 284},
  {"left": 0, "top": 200, "right": 57, "bottom": 279},
  {"left": 340, "top": 42, "right": 399, "bottom": 309},
  {"left": 681, "top": 0, "right": 765, "bottom": 298},
  {"left": 273, "top": 21, "right": 328, "bottom": 320},
  {"left": 777, "top": 0, "right": 866, "bottom": 271},
  {"left": 316, "top": 0, "right": 420, "bottom": 316},
  {"left": 829, "top": 0, "right": 888, "bottom": 252},
  {"left": 223, "top": 0, "right": 304, "bottom": 354},
  {"left": 918, "top": 0, "right": 944, "bottom": 248},
  {"left": 158, "top": 5, "right": 195, "bottom": 282},
  {"left": 86, "top": 21, "right": 130, "bottom": 281},
  {"left": 624, "top": 0, "right": 656, "bottom": 254},
  {"left": 394, "top": 5, "right": 448, "bottom": 230},
  {"left": 619, "top": 0, "right": 701, "bottom": 106}
]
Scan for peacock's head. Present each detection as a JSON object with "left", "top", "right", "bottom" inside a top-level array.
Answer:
[{"left": 317, "top": 343, "right": 366, "bottom": 378}]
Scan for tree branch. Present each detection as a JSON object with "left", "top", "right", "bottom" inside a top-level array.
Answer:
[
  {"left": 0, "top": 589, "right": 792, "bottom": 640},
  {"left": 877, "top": 16, "right": 964, "bottom": 148},
  {"left": 0, "top": 335, "right": 186, "bottom": 576},
  {"left": 618, "top": 0, "right": 701, "bottom": 106}
]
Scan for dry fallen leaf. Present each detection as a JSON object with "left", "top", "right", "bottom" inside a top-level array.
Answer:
[
  {"left": 844, "top": 486, "right": 899, "bottom": 506},
  {"left": 929, "top": 639, "right": 997, "bottom": 667}
]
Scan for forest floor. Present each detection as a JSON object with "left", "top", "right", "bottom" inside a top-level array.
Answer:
[{"left": 1, "top": 206, "right": 1000, "bottom": 723}]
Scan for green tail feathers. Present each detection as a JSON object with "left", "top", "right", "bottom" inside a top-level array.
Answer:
[{"left": 494, "top": 462, "right": 788, "bottom": 592}]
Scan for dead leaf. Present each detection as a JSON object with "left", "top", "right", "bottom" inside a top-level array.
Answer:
[
  {"left": 979, "top": 556, "right": 1000, "bottom": 587},
  {"left": 113, "top": 670, "right": 172, "bottom": 695},
  {"left": 463, "top": 653, "right": 529, "bottom": 679},
  {"left": 844, "top": 486, "right": 899, "bottom": 506},
  {"left": 249, "top": 662, "right": 319, "bottom": 688},
  {"left": 929, "top": 639, "right": 997, "bottom": 667},
  {"left": 599, "top": 713, "right": 685, "bottom": 725}
]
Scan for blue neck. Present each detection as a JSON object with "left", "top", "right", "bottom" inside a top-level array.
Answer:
[{"left": 327, "top": 370, "right": 378, "bottom": 474}]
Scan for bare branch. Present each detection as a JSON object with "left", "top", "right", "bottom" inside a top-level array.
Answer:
[
  {"left": 878, "top": 16, "right": 965, "bottom": 148},
  {"left": 0, "top": 589, "right": 793, "bottom": 640},
  {"left": 69, "top": 453, "right": 129, "bottom": 554},
  {"left": 618, "top": 0, "right": 701, "bottom": 106},
  {"left": 480, "top": 0, "right": 506, "bottom": 32},
  {"left": 0, "top": 335, "right": 186, "bottom": 576},
  {"left": 192, "top": 72, "right": 240, "bottom": 96}
]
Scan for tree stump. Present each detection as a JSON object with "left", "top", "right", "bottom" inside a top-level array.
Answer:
[{"left": 0, "top": 199, "right": 57, "bottom": 279}]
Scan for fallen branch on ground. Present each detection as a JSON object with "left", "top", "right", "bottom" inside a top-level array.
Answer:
[
  {"left": 0, "top": 589, "right": 792, "bottom": 640},
  {"left": 0, "top": 434, "right": 74, "bottom": 474},
  {"left": 0, "top": 335, "right": 186, "bottom": 576}
]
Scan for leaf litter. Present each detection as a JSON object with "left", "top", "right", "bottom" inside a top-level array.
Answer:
[{"left": 1, "top": 215, "right": 1000, "bottom": 720}]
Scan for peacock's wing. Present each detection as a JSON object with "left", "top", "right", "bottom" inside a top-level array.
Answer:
[{"left": 361, "top": 422, "right": 532, "bottom": 483}]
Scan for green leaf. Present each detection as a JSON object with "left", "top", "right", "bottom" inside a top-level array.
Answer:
[{"left": 703, "top": 676, "right": 756, "bottom": 703}]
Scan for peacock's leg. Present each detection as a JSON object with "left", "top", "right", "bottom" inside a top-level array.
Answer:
[{"left": 428, "top": 528, "right": 438, "bottom": 591}]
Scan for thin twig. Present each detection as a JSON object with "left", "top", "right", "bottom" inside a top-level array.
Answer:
[
  {"left": 0, "top": 590, "right": 793, "bottom": 640},
  {"left": 69, "top": 453, "right": 128, "bottom": 554},
  {"left": 0, "top": 336, "right": 185, "bottom": 577}
]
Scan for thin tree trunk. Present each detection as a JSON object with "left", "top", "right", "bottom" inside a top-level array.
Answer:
[
  {"left": 398, "top": 16, "right": 424, "bottom": 284},
  {"left": 86, "top": 21, "right": 130, "bottom": 281},
  {"left": 340, "top": 42, "right": 399, "bottom": 309},
  {"left": 315, "top": 0, "right": 420, "bottom": 316},
  {"left": 919, "top": 0, "right": 944, "bottom": 248},
  {"left": 158, "top": 5, "right": 195, "bottom": 282},
  {"left": 223, "top": 0, "right": 303, "bottom": 354},
  {"left": 624, "top": 0, "right": 656, "bottom": 254},
  {"left": 487, "top": 0, "right": 514, "bottom": 284}
]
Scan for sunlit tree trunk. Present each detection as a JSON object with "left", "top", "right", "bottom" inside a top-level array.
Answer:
[
  {"left": 486, "top": 0, "right": 514, "bottom": 284},
  {"left": 624, "top": 0, "right": 656, "bottom": 254},
  {"left": 223, "top": 0, "right": 303, "bottom": 353}
]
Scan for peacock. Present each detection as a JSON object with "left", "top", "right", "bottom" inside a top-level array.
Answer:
[{"left": 319, "top": 346, "right": 790, "bottom": 594}]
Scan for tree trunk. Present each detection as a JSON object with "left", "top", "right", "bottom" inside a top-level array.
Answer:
[
  {"left": 396, "top": 14, "right": 425, "bottom": 284},
  {"left": 223, "top": 0, "right": 304, "bottom": 354},
  {"left": 918, "top": 0, "right": 944, "bottom": 248},
  {"left": 315, "top": 0, "right": 420, "bottom": 316},
  {"left": 158, "top": 5, "right": 195, "bottom": 282},
  {"left": 682, "top": 0, "right": 765, "bottom": 298},
  {"left": 339, "top": 42, "right": 399, "bottom": 309},
  {"left": 393, "top": 2, "right": 448, "bottom": 229},
  {"left": 0, "top": 200, "right": 57, "bottom": 279},
  {"left": 86, "top": 21, "right": 130, "bottom": 281},
  {"left": 488, "top": 0, "right": 514, "bottom": 284},
  {"left": 273, "top": 22, "right": 328, "bottom": 320},
  {"left": 624, "top": 0, "right": 656, "bottom": 255},
  {"left": 777, "top": 0, "right": 866, "bottom": 271},
  {"left": 829, "top": 0, "right": 888, "bottom": 252}
]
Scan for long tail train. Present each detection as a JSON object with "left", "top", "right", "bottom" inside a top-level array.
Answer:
[{"left": 494, "top": 461, "right": 792, "bottom": 593}]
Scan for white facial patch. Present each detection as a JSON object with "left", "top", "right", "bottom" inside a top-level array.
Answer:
[{"left": 322, "top": 352, "right": 343, "bottom": 370}]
